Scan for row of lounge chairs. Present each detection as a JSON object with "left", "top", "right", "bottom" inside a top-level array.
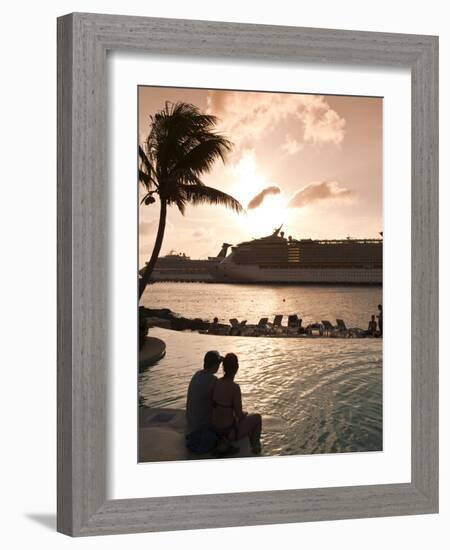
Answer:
[{"left": 221, "top": 316, "right": 361, "bottom": 337}]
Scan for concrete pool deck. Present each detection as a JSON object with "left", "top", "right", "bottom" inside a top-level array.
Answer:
[
  {"left": 138, "top": 406, "right": 253, "bottom": 462},
  {"left": 138, "top": 406, "right": 289, "bottom": 462},
  {"left": 139, "top": 336, "right": 166, "bottom": 369}
]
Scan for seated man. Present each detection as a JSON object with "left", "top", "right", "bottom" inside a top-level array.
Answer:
[{"left": 186, "top": 350, "right": 223, "bottom": 432}]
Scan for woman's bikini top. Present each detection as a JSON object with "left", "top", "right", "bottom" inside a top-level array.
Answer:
[{"left": 211, "top": 382, "right": 234, "bottom": 409}]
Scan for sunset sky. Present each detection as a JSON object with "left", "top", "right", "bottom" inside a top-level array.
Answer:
[{"left": 138, "top": 86, "right": 382, "bottom": 266}]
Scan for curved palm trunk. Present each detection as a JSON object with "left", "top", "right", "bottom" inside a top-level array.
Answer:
[{"left": 138, "top": 199, "right": 167, "bottom": 300}]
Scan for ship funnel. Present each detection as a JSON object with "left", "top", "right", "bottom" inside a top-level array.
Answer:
[{"left": 217, "top": 243, "right": 232, "bottom": 258}]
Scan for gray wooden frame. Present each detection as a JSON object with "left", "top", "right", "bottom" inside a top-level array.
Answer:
[{"left": 57, "top": 12, "right": 438, "bottom": 537}]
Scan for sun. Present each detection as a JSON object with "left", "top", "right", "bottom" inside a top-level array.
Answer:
[
  {"left": 245, "top": 195, "right": 289, "bottom": 236},
  {"left": 227, "top": 152, "right": 290, "bottom": 236},
  {"left": 228, "top": 152, "right": 265, "bottom": 203}
]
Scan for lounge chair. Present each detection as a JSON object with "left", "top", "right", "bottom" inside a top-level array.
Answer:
[
  {"left": 254, "top": 317, "right": 269, "bottom": 336},
  {"left": 273, "top": 315, "right": 283, "bottom": 327},
  {"left": 271, "top": 315, "right": 284, "bottom": 334},
  {"left": 229, "top": 318, "right": 247, "bottom": 335},
  {"left": 229, "top": 318, "right": 247, "bottom": 326},
  {"left": 287, "top": 315, "right": 301, "bottom": 334},
  {"left": 336, "top": 319, "right": 349, "bottom": 336},
  {"left": 321, "top": 320, "right": 335, "bottom": 336},
  {"left": 305, "top": 323, "right": 322, "bottom": 336},
  {"left": 287, "top": 314, "right": 299, "bottom": 328}
]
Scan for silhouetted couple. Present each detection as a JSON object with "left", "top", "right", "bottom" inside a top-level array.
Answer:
[{"left": 186, "top": 350, "right": 262, "bottom": 456}]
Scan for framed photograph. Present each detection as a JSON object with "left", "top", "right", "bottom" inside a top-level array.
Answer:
[{"left": 57, "top": 13, "right": 438, "bottom": 536}]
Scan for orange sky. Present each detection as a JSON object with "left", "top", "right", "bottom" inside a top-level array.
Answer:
[{"left": 138, "top": 86, "right": 382, "bottom": 266}]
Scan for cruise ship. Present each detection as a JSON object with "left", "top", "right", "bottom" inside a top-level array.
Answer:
[
  {"left": 210, "top": 226, "right": 382, "bottom": 284},
  {"left": 140, "top": 244, "right": 232, "bottom": 282}
]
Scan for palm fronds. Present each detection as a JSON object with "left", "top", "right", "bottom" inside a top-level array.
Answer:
[
  {"left": 179, "top": 184, "right": 244, "bottom": 214},
  {"left": 138, "top": 101, "right": 244, "bottom": 299}
]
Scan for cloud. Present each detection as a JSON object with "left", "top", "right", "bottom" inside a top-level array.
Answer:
[
  {"left": 206, "top": 91, "right": 346, "bottom": 157},
  {"left": 281, "top": 135, "right": 304, "bottom": 155},
  {"left": 288, "top": 181, "right": 355, "bottom": 209},
  {"left": 247, "top": 185, "right": 281, "bottom": 209},
  {"left": 192, "top": 228, "right": 208, "bottom": 239},
  {"left": 139, "top": 219, "right": 174, "bottom": 236},
  {"left": 139, "top": 220, "right": 159, "bottom": 235}
]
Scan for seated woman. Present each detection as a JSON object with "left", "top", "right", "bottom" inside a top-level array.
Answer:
[{"left": 210, "top": 353, "right": 262, "bottom": 454}]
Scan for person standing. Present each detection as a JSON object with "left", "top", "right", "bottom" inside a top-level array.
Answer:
[
  {"left": 367, "top": 315, "right": 377, "bottom": 336},
  {"left": 377, "top": 304, "right": 383, "bottom": 336}
]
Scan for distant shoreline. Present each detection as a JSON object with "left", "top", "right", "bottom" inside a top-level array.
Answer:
[{"left": 140, "top": 307, "right": 382, "bottom": 340}]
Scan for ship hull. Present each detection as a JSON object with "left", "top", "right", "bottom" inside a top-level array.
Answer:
[
  {"left": 149, "top": 258, "right": 219, "bottom": 282},
  {"left": 212, "top": 261, "right": 382, "bottom": 284},
  {"left": 151, "top": 271, "right": 214, "bottom": 282}
]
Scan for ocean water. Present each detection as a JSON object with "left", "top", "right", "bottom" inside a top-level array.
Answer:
[
  {"left": 141, "top": 282, "right": 382, "bottom": 328},
  {"left": 139, "top": 313, "right": 383, "bottom": 456}
]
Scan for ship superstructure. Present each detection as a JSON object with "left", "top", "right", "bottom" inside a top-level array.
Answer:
[
  {"left": 139, "top": 228, "right": 382, "bottom": 284},
  {"left": 210, "top": 227, "right": 382, "bottom": 284}
]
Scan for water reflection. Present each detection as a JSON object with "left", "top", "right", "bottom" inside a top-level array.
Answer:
[
  {"left": 139, "top": 328, "right": 382, "bottom": 456},
  {"left": 141, "top": 283, "right": 382, "bottom": 328}
]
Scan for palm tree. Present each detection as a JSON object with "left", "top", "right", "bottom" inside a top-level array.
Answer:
[{"left": 138, "top": 101, "right": 244, "bottom": 299}]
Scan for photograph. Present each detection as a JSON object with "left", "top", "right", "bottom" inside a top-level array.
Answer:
[
  {"left": 1, "top": 0, "right": 441, "bottom": 542},
  {"left": 137, "top": 86, "right": 383, "bottom": 462}
]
